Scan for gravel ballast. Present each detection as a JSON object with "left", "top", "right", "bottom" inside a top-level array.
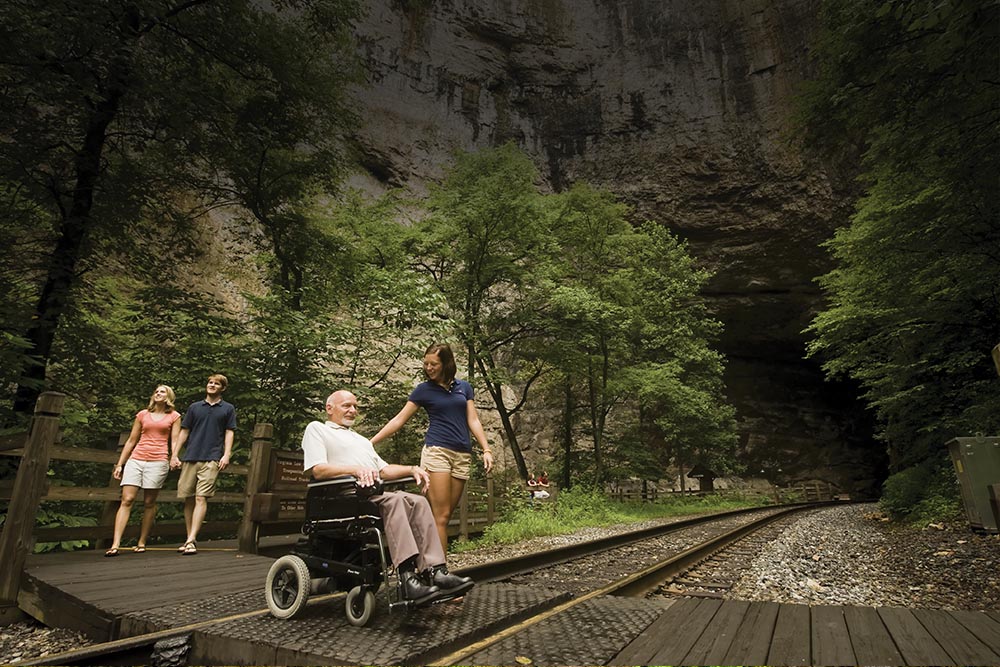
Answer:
[{"left": 729, "top": 503, "right": 1000, "bottom": 611}]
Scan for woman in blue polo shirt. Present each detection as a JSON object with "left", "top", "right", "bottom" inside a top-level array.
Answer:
[{"left": 371, "top": 343, "right": 494, "bottom": 551}]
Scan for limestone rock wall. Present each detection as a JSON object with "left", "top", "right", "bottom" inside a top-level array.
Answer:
[{"left": 347, "top": 0, "right": 884, "bottom": 494}]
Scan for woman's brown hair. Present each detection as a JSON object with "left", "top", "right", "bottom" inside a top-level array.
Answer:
[{"left": 424, "top": 343, "right": 457, "bottom": 385}]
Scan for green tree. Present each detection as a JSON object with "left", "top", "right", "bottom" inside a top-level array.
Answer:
[
  {"left": 545, "top": 187, "right": 738, "bottom": 484},
  {"left": 801, "top": 0, "right": 1000, "bottom": 470},
  {"left": 412, "top": 144, "right": 552, "bottom": 479},
  {"left": 545, "top": 184, "right": 635, "bottom": 481},
  {"left": 622, "top": 222, "right": 739, "bottom": 479},
  {"left": 0, "top": 0, "right": 360, "bottom": 416},
  {"left": 238, "top": 192, "right": 449, "bottom": 447}
]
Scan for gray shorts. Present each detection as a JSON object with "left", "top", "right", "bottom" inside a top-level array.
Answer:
[{"left": 121, "top": 459, "right": 169, "bottom": 489}]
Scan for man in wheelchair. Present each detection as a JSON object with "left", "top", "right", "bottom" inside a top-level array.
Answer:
[{"left": 301, "top": 390, "right": 474, "bottom": 604}]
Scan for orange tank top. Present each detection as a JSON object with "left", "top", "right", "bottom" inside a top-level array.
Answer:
[{"left": 131, "top": 409, "right": 181, "bottom": 461}]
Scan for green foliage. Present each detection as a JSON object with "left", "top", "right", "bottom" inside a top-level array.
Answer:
[
  {"left": 466, "top": 486, "right": 634, "bottom": 548},
  {"left": 543, "top": 186, "right": 739, "bottom": 481},
  {"left": 0, "top": 0, "right": 363, "bottom": 412},
  {"left": 31, "top": 507, "right": 98, "bottom": 554},
  {"left": 3, "top": 130, "right": 736, "bottom": 543},
  {"left": 454, "top": 487, "right": 768, "bottom": 552},
  {"left": 410, "top": 146, "right": 739, "bottom": 487},
  {"left": 879, "top": 458, "right": 962, "bottom": 525},
  {"left": 801, "top": 0, "right": 1000, "bottom": 471},
  {"left": 235, "top": 190, "right": 450, "bottom": 447}
]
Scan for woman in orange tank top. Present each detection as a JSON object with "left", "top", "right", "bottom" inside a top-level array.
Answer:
[{"left": 105, "top": 385, "right": 182, "bottom": 556}]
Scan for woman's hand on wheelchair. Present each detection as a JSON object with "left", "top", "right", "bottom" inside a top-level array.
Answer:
[{"left": 410, "top": 465, "right": 431, "bottom": 492}]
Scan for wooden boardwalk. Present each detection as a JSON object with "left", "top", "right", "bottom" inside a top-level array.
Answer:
[
  {"left": 20, "top": 543, "right": 274, "bottom": 641},
  {"left": 611, "top": 597, "right": 1000, "bottom": 666},
  {"left": 16, "top": 548, "right": 1000, "bottom": 666}
]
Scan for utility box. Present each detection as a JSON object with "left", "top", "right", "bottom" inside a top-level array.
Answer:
[{"left": 946, "top": 436, "right": 1000, "bottom": 532}]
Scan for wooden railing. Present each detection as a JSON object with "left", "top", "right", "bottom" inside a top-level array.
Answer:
[
  {"left": 0, "top": 394, "right": 497, "bottom": 622},
  {"left": 236, "top": 425, "right": 497, "bottom": 553}
]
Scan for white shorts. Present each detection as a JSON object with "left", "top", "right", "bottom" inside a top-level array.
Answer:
[{"left": 121, "top": 459, "right": 169, "bottom": 489}]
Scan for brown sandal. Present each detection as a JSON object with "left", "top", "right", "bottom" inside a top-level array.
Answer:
[
  {"left": 133, "top": 545, "right": 146, "bottom": 553},
  {"left": 104, "top": 547, "right": 119, "bottom": 557},
  {"left": 182, "top": 541, "right": 197, "bottom": 555}
]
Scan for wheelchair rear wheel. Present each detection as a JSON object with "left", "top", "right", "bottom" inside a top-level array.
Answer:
[
  {"left": 265, "top": 555, "right": 311, "bottom": 619},
  {"left": 345, "top": 586, "right": 375, "bottom": 626}
]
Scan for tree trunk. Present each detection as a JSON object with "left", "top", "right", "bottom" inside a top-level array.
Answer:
[
  {"left": 475, "top": 356, "right": 529, "bottom": 480},
  {"left": 561, "top": 378, "right": 574, "bottom": 489},
  {"left": 12, "top": 83, "right": 126, "bottom": 416}
]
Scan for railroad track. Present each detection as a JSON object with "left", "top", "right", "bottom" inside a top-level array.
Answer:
[
  {"left": 431, "top": 502, "right": 831, "bottom": 665},
  {"left": 652, "top": 512, "right": 799, "bottom": 601},
  {"left": 22, "top": 501, "right": 837, "bottom": 666}
]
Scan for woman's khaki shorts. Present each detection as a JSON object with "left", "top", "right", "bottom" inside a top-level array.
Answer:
[
  {"left": 420, "top": 446, "right": 472, "bottom": 480},
  {"left": 120, "top": 459, "right": 169, "bottom": 489},
  {"left": 177, "top": 460, "right": 220, "bottom": 498}
]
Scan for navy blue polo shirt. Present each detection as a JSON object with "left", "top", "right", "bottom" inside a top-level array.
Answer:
[
  {"left": 408, "top": 379, "right": 473, "bottom": 453},
  {"left": 180, "top": 399, "right": 237, "bottom": 461}
]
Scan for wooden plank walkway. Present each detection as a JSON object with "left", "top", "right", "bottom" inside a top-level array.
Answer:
[
  {"left": 612, "top": 597, "right": 1000, "bottom": 666},
  {"left": 19, "top": 543, "right": 274, "bottom": 641},
  {"left": 16, "top": 549, "right": 1000, "bottom": 666}
]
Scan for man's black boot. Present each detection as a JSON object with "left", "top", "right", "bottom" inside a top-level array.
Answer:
[
  {"left": 429, "top": 565, "right": 474, "bottom": 595},
  {"left": 399, "top": 568, "right": 440, "bottom": 604}
]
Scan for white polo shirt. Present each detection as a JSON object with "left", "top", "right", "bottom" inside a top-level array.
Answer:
[{"left": 301, "top": 420, "right": 389, "bottom": 474}]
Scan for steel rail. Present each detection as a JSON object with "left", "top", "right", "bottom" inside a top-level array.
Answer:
[
  {"left": 456, "top": 500, "right": 835, "bottom": 584},
  {"left": 429, "top": 503, "right": 823, "bottom": 665},
  {"left": 17, "top": 501, "right": 834, "bottom": 666}
]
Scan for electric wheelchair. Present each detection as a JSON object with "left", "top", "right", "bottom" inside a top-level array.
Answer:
[{"left": 264, "top": 475, "right": 461, "bottom": 625}]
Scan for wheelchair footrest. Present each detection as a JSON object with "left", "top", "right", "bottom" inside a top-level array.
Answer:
[{"left": 389, "top": 599, "right": 415, "bottom": 613}]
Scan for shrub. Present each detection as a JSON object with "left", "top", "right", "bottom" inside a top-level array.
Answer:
[{"left": 880, "top": 459, "right": 961, "bottom": 525}]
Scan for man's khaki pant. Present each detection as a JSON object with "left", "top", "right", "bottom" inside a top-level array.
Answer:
[{"left": 373, "top": 491, "right": 445, "bottom": 570}]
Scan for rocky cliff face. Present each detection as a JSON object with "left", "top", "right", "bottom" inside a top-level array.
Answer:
[{"left": 347, "top": 0, "right": 885, "bottom": 494}]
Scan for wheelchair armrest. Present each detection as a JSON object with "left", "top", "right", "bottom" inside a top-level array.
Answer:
[
  {"left": 382, "top": 475, "right": 416, "bottom": 490},
  {"left": 307, "top": 475, "right": 359, "bottom": 490},
  {"left": 307, "top": 475, "right": 417, "bottom": 489}
]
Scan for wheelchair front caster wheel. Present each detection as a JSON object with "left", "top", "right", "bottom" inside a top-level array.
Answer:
[
  {"left": 345, "top": 586, "right": 375, "bottom": 626},
  {"left": 266, "top": 555, "right": 311, "bottom": 619}
]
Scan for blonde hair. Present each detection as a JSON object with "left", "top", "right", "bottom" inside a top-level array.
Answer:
[{"left": 147, "top": 385, "right": 177, "bottom": 413}]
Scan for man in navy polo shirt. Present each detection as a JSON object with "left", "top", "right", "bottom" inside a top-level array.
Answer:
[{"left": 170, "top": 374, "right": 237, "bottom": 555}]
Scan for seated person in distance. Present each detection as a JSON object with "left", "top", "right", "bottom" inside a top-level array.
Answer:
[{"left": 301, "top": 390, "right": 473, "bottom": 603}]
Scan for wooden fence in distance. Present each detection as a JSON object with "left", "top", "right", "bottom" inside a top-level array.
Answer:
[{"left": 607, "top": 479, "right": 841, "bottom": 503}]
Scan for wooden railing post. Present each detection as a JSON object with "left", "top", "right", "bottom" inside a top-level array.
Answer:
[
  {"left": 0, "top": 392, "right": 64, "bottom": 625},
  {"left": 237, "top": 423, "right": 273, "bottom": 554}
]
